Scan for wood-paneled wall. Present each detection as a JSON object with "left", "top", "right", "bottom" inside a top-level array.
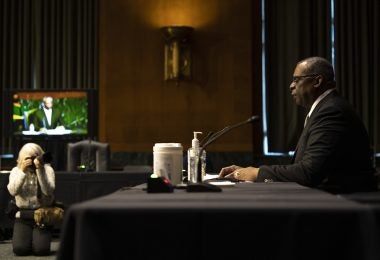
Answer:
[{"left": 99, "top": 0, "right": 262, "bottom": 153}]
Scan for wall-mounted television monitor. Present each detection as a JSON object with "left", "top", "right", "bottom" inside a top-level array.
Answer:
[{"left": 3, "top": 89, "right": 98, "bottom": 138}]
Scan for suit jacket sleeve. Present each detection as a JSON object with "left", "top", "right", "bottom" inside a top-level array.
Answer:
[
  {"left": 256, "top": 93, "right": 372, "bottom": 187},
  {"left": 51, "top": 108, "right": 62, "bottom": 128}
]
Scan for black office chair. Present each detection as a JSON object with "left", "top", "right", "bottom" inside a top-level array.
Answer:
[{"left": 67, "top": 140, "right": 110, "bottom": 172}]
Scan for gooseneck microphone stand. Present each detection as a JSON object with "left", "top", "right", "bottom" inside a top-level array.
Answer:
[{"left": 196, "top": 116, "right": 260, "bottom": 183}]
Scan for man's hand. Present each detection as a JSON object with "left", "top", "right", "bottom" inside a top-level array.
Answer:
[
  {"left": 219, "top": 165, "right": 242, "bottom": 178},
  {"left": 219, "top": 165, "right": 259, "bottom": 182}
]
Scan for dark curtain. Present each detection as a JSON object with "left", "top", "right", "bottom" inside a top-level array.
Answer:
[
  {"left": 265, "top": 0, "right": 331, "bottom": 153},
  {"left": 0, "top": 0, "right": 98, "bottom": 166},
  {"left": 334, "top": 0, "right": 380, "bottom": 155},
  {"left": 0, "top": 0, "right": 33, "bottom": 89},
  {"left": 0, "top": 0, "right": 98, "bottom": 90}
]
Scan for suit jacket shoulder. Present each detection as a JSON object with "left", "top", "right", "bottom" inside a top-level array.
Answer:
[{"left": 257, "top": 90, "right": 375, "bottom": 192}]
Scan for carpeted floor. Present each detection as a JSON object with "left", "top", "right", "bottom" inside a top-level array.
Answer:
[{"left": 0, "top": 239, "right": 60, "bottom": 260}]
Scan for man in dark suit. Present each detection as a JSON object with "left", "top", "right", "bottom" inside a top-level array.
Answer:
[
  {"left": 219, "top": 57, "right": 377, "bottom": 192},
  {"left": 32, "top": 96, "right": 63, "bottom": 131}
]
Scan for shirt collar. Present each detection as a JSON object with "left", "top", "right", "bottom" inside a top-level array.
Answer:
[{"left": 307, "top": 88, "right": 335, "bottom": 118}]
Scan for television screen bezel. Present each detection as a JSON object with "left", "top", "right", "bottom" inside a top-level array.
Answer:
[{"left": 2, "top": 88, "right": 98, "bottom": 139}]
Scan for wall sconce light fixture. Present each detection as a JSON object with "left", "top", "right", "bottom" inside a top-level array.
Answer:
[{"left": 161, "top": 26, "right": 194, "bottom": 82}]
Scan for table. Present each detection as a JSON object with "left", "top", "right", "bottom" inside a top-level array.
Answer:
[
  {"left": 0, "top": 171, "right": 150, "bottom": 230},
  {"left": 57, "top": 182, "right": 380, "bottom": 260}
]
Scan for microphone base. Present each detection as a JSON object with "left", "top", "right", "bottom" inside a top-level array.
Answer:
[{"left": 186, "top": 182, "right": 222, "bottom": 192}]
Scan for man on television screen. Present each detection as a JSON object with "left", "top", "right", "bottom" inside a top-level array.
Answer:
[{"left": 32, "top": 96, "right": 63, "bottom": 131}]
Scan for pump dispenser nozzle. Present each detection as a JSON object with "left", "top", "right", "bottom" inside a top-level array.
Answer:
[
  {"left": 192, "top": 131, "right": 202, "bottom": 149},
  {"left": 188, "top": 131, "right": 204, "bottom": 183}
]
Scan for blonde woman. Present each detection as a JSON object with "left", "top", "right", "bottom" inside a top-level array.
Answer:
[{"left": 7, "top": 143, "right": 55, "bottom": 256}]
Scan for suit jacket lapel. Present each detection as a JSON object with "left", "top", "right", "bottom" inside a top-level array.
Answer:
[
  {"left": 292, "top": 120, "right": 312, "bottom": 163},
  {"left": 291, "top": 89, "right": 338, "bottom": 163}
]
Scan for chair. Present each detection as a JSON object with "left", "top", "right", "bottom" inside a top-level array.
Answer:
[
  {"left": 67, "top": 140, "right": 110, "bottom": 172},
  {"left": 23, "top": 108, "right": 37, "bottom": 130}
]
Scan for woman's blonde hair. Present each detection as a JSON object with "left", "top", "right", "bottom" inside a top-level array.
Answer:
[{"left": 17, "top": 143, "right": 44, "bottom": 167}]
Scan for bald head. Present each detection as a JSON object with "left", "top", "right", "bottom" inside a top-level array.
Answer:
[
  {"left": 43, "top": 96, "right": 54, "bottom": 109},
  {"left": 290, "top": 57, "right": 336, "bottom": 109},
  {"left": 297, "top": 57, "right": 335, "bottom": 82}
]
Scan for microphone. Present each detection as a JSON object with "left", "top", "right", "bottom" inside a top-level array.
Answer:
[
  {"left": 201, "top": 115, "right": 260, "bottom": 150},
  {"left": 196, "top": 115, "right": 260, "bottom": 182},
  {"left": 199, "top": 131, "right": 214, "bottom": 147}
]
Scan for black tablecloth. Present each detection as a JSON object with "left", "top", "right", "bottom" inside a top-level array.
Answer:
[{"left": 57, "top": 182, "right": 380, "bottom": 260}]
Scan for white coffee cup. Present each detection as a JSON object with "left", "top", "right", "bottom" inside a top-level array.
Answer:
[{"left": 153, "top": 143, "right": 183, "bottom": 185}]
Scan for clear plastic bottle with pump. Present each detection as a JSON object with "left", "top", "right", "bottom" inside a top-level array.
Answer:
[{"left": 187, "top": 132, "right": 206, "bottom": 183}]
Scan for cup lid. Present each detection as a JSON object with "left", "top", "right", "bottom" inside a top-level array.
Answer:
[{"left": 154, "top": 143, "right": 182, "bottom": 148}]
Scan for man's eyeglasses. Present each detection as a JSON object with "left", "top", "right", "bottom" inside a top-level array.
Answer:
[{"left": 291, "top": 74, "right": 319, "bottom": 84}]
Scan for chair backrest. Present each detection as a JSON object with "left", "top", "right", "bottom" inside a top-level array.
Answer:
[
  {"left": 23, "top": 108, "right": 38, "bottom": 130},
  {"left": 67, "top": 140, "right": 110, "bottom": 172}
]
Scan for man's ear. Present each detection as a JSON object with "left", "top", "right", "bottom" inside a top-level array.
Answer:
[{"left": 313, "top": 75, "right": 323, "bottom": 88}]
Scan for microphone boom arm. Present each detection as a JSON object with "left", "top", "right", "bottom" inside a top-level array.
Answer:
[
  {"left": 201, "top": 116, "right": 259, "bottom": 151},
  {"left": 196, "top": 115, "right": 259, "bottom": 183}
]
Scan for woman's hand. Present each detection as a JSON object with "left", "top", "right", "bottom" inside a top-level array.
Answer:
[
  {"left": 33, "top": 157, "right": 42, "bottom": 169},
  {"left": 21, "top": 157, "right": 34, "bottom": 172}
]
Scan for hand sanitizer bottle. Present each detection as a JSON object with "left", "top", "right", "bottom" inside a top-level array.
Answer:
[{"left": 187, "top": 132, "right": 204, "bottom": 183}]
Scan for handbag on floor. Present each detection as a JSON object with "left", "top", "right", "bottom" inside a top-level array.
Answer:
[{"left": 34, "top": 204, "right": 64, "bottom": 228}]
